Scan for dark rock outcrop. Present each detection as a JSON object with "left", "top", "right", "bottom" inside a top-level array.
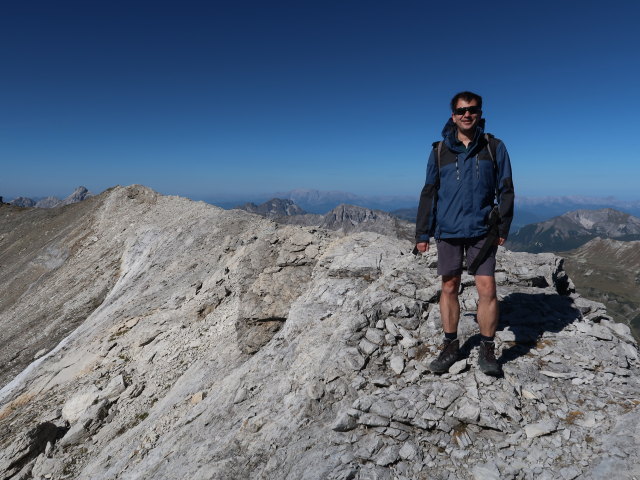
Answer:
[{"left": 8, "top": 197, "right": 36, "bottom": 208}]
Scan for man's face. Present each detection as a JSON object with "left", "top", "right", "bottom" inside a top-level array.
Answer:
[{"left": 451, "top": 98, "right": 481, "bottom": 135}]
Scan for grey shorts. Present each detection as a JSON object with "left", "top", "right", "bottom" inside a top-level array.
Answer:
[{"left": 436, "top": 236, "right": 497, "bottom": 277}]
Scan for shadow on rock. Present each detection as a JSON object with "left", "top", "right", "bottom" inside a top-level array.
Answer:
[{"left": 496, "top": 292, "right": 581, "bottom": 365}]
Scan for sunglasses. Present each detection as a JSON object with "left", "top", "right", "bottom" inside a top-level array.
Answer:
[{"left": 453, "top": 106, "right": 481, "bottom": 115}]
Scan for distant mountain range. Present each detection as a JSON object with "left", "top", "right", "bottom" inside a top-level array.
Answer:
[
  {"left": 208, "top": 189, "right": 418, "bottom": 213},
  {"left": 517, "top": 195, "right": 640, "bottom": 213},
  {"left": 268, "top": 189, "right": 420, "bottom": 214},
  {"left": 210, "top": 190, "right": 640, "bottom": 226},
  {"left": 234, "top": 198, "right": 414, "bottom": 241},
  {"left": 236, "top": 198, "right": 307, "bottom": 218},
  {"left": 393, "top": 198, "right": 640, "bottom": 231},
  {"left": 513, "top": 196, "right": 640, "bottom": 231},
  {"left": 7, "top": 186, "right": 92, "bottom": 208},
  {"left": 234, "top": 200, "right": 640, "bottom": 253},
  {"left": 508, "top": 208, "right": 640, "bottom": 253},
  {"left": 7, "top": 187, "right": 640, "bottom": 221}
]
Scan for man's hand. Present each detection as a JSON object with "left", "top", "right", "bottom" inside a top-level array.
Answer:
[
  {"left": 416, "top": 242, "right": 429, "bottom": 253},
  {"left": 495, "top": 237, "right": 506, "bottom": 246}
]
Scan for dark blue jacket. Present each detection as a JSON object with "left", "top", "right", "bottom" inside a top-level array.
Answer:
[{"left": 415, "top": 118, "right": 514, "bottom": 242}]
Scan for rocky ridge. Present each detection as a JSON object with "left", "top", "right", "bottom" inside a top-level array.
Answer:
[{"left": 0, "top": 186, "right": 639, "bottom": 480}]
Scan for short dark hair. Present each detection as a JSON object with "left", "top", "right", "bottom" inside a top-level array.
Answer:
[{"left": 450, "top": 91, "right": 482, "bottom": 111}]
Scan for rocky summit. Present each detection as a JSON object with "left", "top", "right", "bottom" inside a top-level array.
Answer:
[{"left": 0, "top": 186, "right": 639, "bottom": 480}]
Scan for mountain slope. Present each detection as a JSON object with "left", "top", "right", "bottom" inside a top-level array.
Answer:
[
  {"left": 0, "top": 186, "right": 638, "bottom": 480},
  {"left": 509, "top": 208, "right": 640, "bottom": 252},
  {"left": 0, "top": 194, "right": 116, "bottom": 388},
  {"left": 561, "top": 237, "right": 640, "bottom": 339}
]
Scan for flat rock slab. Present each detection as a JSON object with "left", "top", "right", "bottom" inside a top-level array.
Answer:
[
  {"left": 449, "top": 358, "right": 468, "bottom": 374},
  {"left": 62, "top": 386, "right": 100, "bottom": 423},
  {"left": 472, "top": 461, "right": 501, "bottom": 480},
  {"left": 525, "top": 418, "right": 558, "bottom": 438}
]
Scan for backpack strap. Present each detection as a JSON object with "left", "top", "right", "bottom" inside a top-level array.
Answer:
[
  {"left": 432, "top": 141, "right": 442, "bottom": 170},
  {"left": 468, "top": 206, "right": 500, "bottom": 275},
  {"left": 484, "top": 133, "right": 498, "bottom": 171}
]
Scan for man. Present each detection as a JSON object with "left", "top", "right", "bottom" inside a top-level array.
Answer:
[{"left": 415, "top": 91, "right": 514, "bottom": 376}]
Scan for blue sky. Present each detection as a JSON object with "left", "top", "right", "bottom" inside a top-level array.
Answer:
[{"left": 2, "top": 0, "right": 639, "bottom": 202}]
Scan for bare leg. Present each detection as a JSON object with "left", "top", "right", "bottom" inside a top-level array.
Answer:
[
  {"left": 440, "top": 275, "right": 461, "bottom": 334},
  {"left": 475, "top": 275, "right": 498, "bottom": 336}
]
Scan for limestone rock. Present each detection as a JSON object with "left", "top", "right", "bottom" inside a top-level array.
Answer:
[
  {"left": 389, "top": 355, "right": 404, "bottom": 375},
  {"left": 0, "top": 422, "right": 60, "bottom": 478},
  {"left": 435, "top": 383, "right": 465, "bottom": 409},
  {"left": 453, "top": 397, "right": 481, "bottom": 424},
  {"left": 525, "top": 418, "right": 558, "bottom": 438},
  {"left": 190, "top": 391, "right": 206, "bottom": 404},
  {"left": 0, "top": 186, "right": 638, "bottom": 480},
  {"left": 100, "top": 374, "right": 127, "bottom": 401},
  {"left": 472, "top": 461, "right": 501, "bottom": 480},
  {"left": 331, "top": 411, "right": 357, "bottom": 432},
  {"left": 61, "top": 386, "right": 100, "bottom": 423},
  {"left": 449, "top": 358, "right": 468, "bottom": 374},
  {"left": 60, "top": 399, "right": 110, "bottom": 446}
]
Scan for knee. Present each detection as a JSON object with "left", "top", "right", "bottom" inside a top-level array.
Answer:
[
  {"left": 475, "top": 276, "right": 496, "bottom": 299},
  {"left": 441, "top": 276, "right": 461, "bottom": 296}
]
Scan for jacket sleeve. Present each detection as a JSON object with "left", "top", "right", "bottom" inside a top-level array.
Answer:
[
  {"left": 495, "top": 141, "right": 515, "bottom": 239},
  {"left": 415, "top": 148, "right": 439, "bottom": 243}
]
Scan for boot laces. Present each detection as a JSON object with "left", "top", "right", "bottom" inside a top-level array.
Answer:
[
  {"left": 482, "top": 341, "right": 496, "bottom": 362},
  {"left": 437, "top": 339, "right": 458, "bottom": 359}
]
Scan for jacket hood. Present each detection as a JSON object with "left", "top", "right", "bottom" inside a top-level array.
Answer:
[{"left": 441, "top": 118, "right": 486, "bottom": 150}]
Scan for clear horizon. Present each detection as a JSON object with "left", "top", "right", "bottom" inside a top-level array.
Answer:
[
  {"left": 2, "top": 1, "right": 639, "bottom": 200},
  {"left": 5, "top": 185, "right": 640, "bottom": 208}
]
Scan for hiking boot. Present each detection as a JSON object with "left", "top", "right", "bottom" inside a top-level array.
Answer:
[
  {"left": 478, "top": 341, "right": 501, "bottom": 376},
  {"left": 429, "top": 339, "right": 459, "bottom": 374}
]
